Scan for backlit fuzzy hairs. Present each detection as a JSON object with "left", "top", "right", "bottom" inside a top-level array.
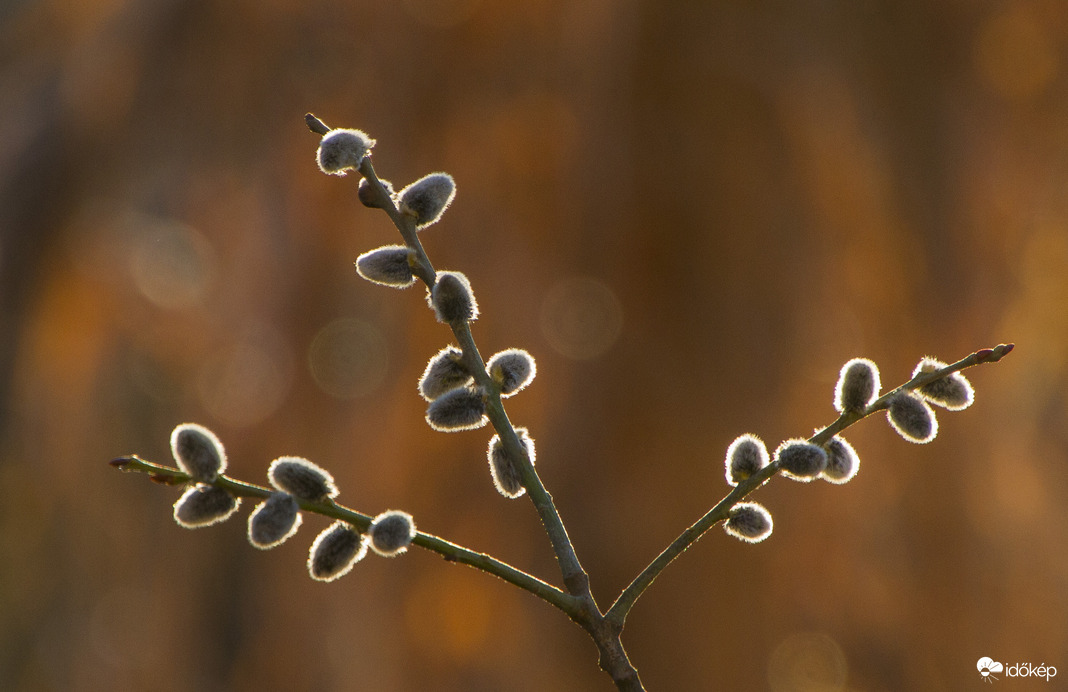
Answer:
[
  {"left": 171, "top": 423, "right": 227, "bottom": 483},
  {"left": 428, "top": 271, "right": 478, "bottom": 323},
  {"left": 397, "top": 173, "right": 455, "bottom": 229},
  {"left": 834, "top": 358, "right": 881, "bottom": 413},
  {"left": 913, "top": 358, "right": 974, "bottom": 411},
  {"left": 268, "top": 456, "right": 339, "bottom": 502},
  {"left": 418, "top": 345, "right": 472, "bottom": 401},
  {"left": 356, "top": 245, "right": 416, "bottom": 288},
  {"left": 488, "top": 427, "right": 536, "bottom": 498},
  {"left": 308, "top": 521, "right": 367, "bottom": 582},
  {"left": 317, "top": 128, "right": 375, "bottom": 175},
  {"left": 368, "top": 510, "right": 416, "bottom": 557},
  {"left": 173, "top": 485, "right": 240, "bottom": 528},
  {"left": 887, "top": 392, "right": 938, "bottom": 443},
  {"left": 725, "top": 434, "right": 770, "bottom": 487},
  {"left": 724, "top": 503, "right": 773, "bottom": 543}
]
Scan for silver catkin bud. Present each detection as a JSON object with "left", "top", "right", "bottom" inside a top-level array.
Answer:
[
  {"left": 487, "top": 427, "right": 536, "bottom": 499},
  {"left": 821, "top": 435, "right": 860, "bottom": 484},
  {"left": 428, "top": 271, "right": 478, "bottom": 323},
  {"left": 368, "top": 510, "right": 416, "bottom": 557},
  {"left": 308, "top": 521, "right": 367, "bottom": 582},
  {"left": 418, "top": 345, "right": 472, "bottom": 401},
  {"left": 724, "top": 502, "right": 773, "bottom": 543},
  {"left": 397, "top": 172, "right": 456, "bottom": 229},
  {"left": 247, "top": 492, "right": 303, "bottom": 549},
  {"left": 317, "top": 128, "right": 375, "bottom": 176},
  {"left": 425, "top": 386, "right": 488, "bottom": 432},
  {"left": 833, "top": 358, "right": 881, "bottom": 413},
  {"left": 173, "top": 485, "right": 240, "bottom": 528},
  {"left": 486, "top": 349, "right": 537, "bottom": 397},
  {"left": 912, "top": 357, "right": 974, "bottom": 411},
  {"left": 268, "top": 456, "right": 339, "bottom": 502},
  {"left": 170, "top": 423, "right": 227, "bottom": 483},
  {"left": 725, "top": 433, "right": 770, "bottom": 487},
  {"left": 357, "top": 177, "right": 395, "bottom": 209},
  {"left": 356, "top": 245, "right": 416, "bottom": 289},
  {"left": 775, "top": 439, "right": 828, "bottom": 481},
  {"left": 887, "top": 392, "right": 938, "bottom": 443}
]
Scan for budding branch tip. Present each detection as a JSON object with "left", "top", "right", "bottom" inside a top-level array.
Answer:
[
  {"left": 305, "top": 113, "right": 330, "bottom": 135},
  {"left": 976, "top": 343, "right": 1014, "bottom": 363}
]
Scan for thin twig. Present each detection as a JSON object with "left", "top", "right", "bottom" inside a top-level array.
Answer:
[
  {"left": 605, "top": 343, "right": 1014, "bottom": 627},
  {"left": 307, "top": 113, "right": 593, "bottom": 601},
  {"left": 111, "top": 455, "right": 576, "bottom": 612}
]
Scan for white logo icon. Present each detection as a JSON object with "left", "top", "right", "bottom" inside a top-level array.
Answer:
[{"left": 978, "top": 657, "right": 1004, "bottom": 683}]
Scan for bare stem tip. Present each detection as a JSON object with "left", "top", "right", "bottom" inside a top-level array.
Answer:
[{"left": 305, "top": 113, "right": 330, "bottom": 135}]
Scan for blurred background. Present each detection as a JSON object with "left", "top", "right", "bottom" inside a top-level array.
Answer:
[{"left": 1, "top": 0, "right": 1065, "bottom": 690}]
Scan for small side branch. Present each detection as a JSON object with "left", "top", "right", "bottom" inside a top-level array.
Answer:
[
  {"left": 605, "top": 343, "right": 1014, "bottom": 627},
  {"left": 111, "top": 455, "right": 576, "bottom": 613}
]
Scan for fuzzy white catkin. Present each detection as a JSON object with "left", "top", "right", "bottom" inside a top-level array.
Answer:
[
  {"left": 171, "top": 423, "right": 227, "bottom": 483},
  {"left": 425, "top": 387, "right": 487, "bottom": 431},
  {"left": 317, "top": 129, "right": 375, "bottom": 175},
  {"left": 268, "top": 457, "right": 339, "bottom": 502},
  {"left": 368, "top": 510, "right": 416, "bottom": 557},
  {"left": 308, "top": 522, "right": 367, "bottom": 582},
  {"left": 724, "top": 503, "right": 773, "bottom": 543},
  {"left": 356, "top": 245, "right": 415, "bottom": 288},
  {"left": 486, "top": 349, "right": 536, "bottom": 397},
  {"left": 887, "top": 392, "right": 938, "bottom": 443},
  {"left": 820, "top": 436, "right": 860, "bottom": 484},
  {"left": 912, "top": 358, "right": 974, "bottom": 411},
  {"left": 488, "top": 427, "right": 536, "bottom": 498},
  {"left": 248, "top": 492, "right": 302, "bottom": 549},
  {"left": 397, "top": 173, "right": 456, "bottom": 228},
  {"left": 834, "top": 358, "right": 880, "bottom": 413},
  {"left": 725, "top": 434, "right": 770, "bottom": 486},
  {"left": 775, "top": 439, "right": 828, "bottom": 481},
  {"left": 418, "top": 345, "right": 472, "bottom": 401},
  {"left": 428, "top": 271, "right": 478, "bottom": 323},
  {"left": 173, "top": 485, "right": 240, "bottom": 528}
]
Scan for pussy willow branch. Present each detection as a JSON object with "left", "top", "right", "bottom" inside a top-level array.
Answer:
[
  {"left": 604, "top": 342, "right": 1014, "bottom": 628},
  {"left": 305, "top": 114, "right": 592, "bottom": 600},
  {"left": 110, "top": 455, "right": 576, "bottom": 612}
]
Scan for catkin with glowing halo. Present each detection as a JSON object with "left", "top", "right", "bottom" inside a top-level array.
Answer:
[
  {"left": 488, "top": 427, "right": 536, "bottom": 498},
  {"left": 428, "top": 271, "right": 478, "bottom": 323},
  {"left": 425, "top": 387, "right": 488, "bottom": 431},
  {"left": 418, "top": 345, "right": 472, "bottom": 401},
  {"left": 308, "top": 521, "right": 367, "bottom": 582},
  {"left": 397, "top": 173, "right": 456, "bottom": 229},
  {"left": 724, "top": 502, "right": 773, "bottom": 543},
  {"left": 368, "top": 510, "right": 416, "bottom": 557},
  {"left": 820, "top": 436, "right": 860, "bottom": 484},
  {"left": 170, "top": 423, "right": 227, "bottom": 483},
  {"left": 317, "top": 129, "right": 375, "bottom": 176},
  {"left": 775, "top": 439, "right": 828, "bottom": 481},
  {"left": 247, "top": 492, "right": 302, "bottom": 549},
  {"left": 173, "top": 485, "right": 240, "bottom": 528},
  {"left": 356, "top": 245, "right": 415, "bottom": 288},
  {"left": 913, "top": 358, "right": 974, "bottom": 411},
  {"left": 487, "top": 349, "right": 537, "bottom": 397},
  {"left": 725, "top": 433, "right": 770, "bottom": 486},
  {"left": 268, "top": 456, "right": 339, "bottom": 502},
  {"left": 834, "top": 358, "right": 881, "bottom": 413},
  {"left": 887, "top": 392, "right": 938, "bottom": 443}
]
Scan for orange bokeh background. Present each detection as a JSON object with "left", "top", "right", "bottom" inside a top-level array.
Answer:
[{"left": 2, "top": 1, "right": 1067, "bottom": 690}]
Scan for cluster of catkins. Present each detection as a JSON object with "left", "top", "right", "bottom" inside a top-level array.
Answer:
[
  {"left": 317, "top": 127, "right": 539, "bottom": 500},
  {"left": 721, "top": 356, "right": 974, "bottom": 544},
  {"left": 169, "top": 423, "right": 416, "bottom": 582}
]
